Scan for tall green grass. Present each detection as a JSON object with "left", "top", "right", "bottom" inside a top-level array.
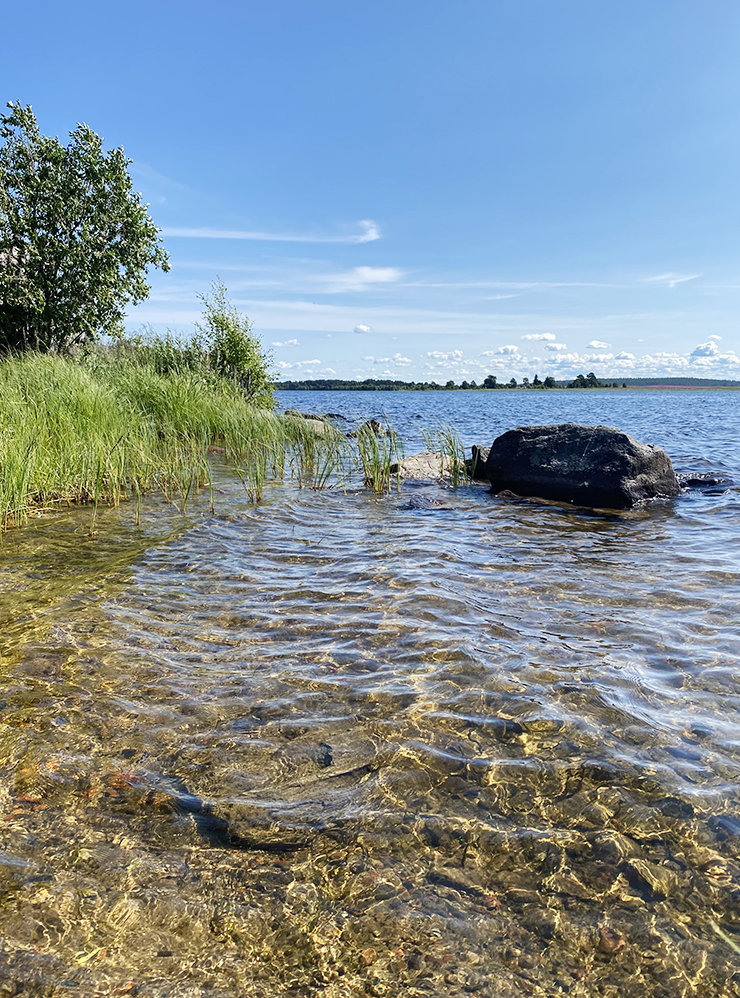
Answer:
[
  {"left": 0, "top": 352, "right": 456, "bottom": 530},
  {"left": 423, "top": 423, "right": 468, "bottom": 484},
  {"left": 0, "top": 352, "right": 284, "bottom": 529}
]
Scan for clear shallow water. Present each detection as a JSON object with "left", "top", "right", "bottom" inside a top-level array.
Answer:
[{"left": 1, "top": 390, "right": 739, "bottom": 997}]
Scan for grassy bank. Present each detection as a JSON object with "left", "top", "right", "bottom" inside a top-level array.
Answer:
[
  {"left": 0, "top": 351, "right": 289, "bottom": 529},
  {"left": 0, "top": 351, "right": 413, "bottom": 530}
]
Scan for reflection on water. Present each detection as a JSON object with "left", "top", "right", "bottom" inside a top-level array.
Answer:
[{"left": 1, "top": 391, "right": 740, "bottom": 996}]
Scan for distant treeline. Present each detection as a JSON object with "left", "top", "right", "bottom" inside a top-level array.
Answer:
[
  {"left": 277, "top": 374, "right": 621, "bottom": 391},
  {"left": 276, "top": 374, "right": 739, "bottom": 391}
]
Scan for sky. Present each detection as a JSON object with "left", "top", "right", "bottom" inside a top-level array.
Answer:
[{"left": 4, "top": 1, "right": 740, "bottom": 382}]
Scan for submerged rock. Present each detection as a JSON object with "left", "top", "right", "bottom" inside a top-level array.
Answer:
[
  {"left": 484, "top": 423, "right": 680, "bottom": 509},
  {"left": 347, "top": 418, "right": 388, "bottom": 438}
]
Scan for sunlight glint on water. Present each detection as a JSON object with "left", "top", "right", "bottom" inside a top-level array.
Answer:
[{"left": 0, "top": 389, "right": 739, "bottom": 997}]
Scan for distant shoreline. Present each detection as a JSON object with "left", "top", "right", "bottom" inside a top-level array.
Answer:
[{"left": 276, "top": 377, "right": 740, "bottom": 392}]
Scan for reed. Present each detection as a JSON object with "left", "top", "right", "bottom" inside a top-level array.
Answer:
[
  {"left": 355, "top": 422, "right": 404, "bottom": 493},
  {"left": 423, "top": 423, "right": 468, "bottom": 484},
  {"left": 0, "top": 352, "right": 283, "bottom": 528},
  {"left": 284, "top": 415, "right": 351, "bottom": 490},
  {"left": 0, "top": 352, "right": 420, "bottom": 527}
]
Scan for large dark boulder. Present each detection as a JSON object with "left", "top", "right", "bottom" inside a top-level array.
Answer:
[{"left": 484, "top": 423, "right": 680, "bottom": 508}]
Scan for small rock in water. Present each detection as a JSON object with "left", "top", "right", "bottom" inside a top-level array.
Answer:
[
  {"left": 347, "top": 418, "right": 387, "bottom": 438},
  {"left": 598, "top": 925, "right": 625, "bottom": 955}
]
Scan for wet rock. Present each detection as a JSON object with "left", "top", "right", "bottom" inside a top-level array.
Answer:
[
  {"left": 677, "top": 473, "right": 727, "bottom": 489},
  {"left": 347, "top": 418, "right": 387, "bottom": 438},
  {"left": 284, "top": 408, "right": 326, "bottom": 422},
  {"left": 484, "top": 423, "right": 680, "bottom": 509},
  {"left": 404, "top": 493, "right": 452, "bottom": 509},
  {"left": 598, "top": 924, "right": 625, "bottom": 955},
  {"left": 466, "top": 445, "right": 490, "bottom": 481}
]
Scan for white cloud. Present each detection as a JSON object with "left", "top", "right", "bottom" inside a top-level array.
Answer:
[
  {"left": 644, "top": 273, "right": 701, "bottom": 289},
  {"left": 271, "top": 338, "right": 300, "bottom": 346},
  {"left": 588, "top": 340, "right": 611, "bottom": 349},
  {"left": 161, "top": 218, "right": 380, "bottom": 244},
  {"left": 691, "top": 340, "right": 719, "bottom": 358},
  {"left": 494, "top": 345, "right": 519, "bottom": 355},
  {"left": 616, "top": 351, "right": 635, "bottom": 360},
  {"left": 545, "top": 343, "right": 568, "bottom": 351},
  {"left": 521, "top": 332, "right": 557, "bottom": 341},
  {"left": 275, "top": 359, "right": 322, "bottom": 369},
  {"left": 323, "top": 267, "right": 402, "bottom": 293},
  {"left": 353, "top": 324, "right": 373, "bottom": 334},
  {"left": 708, "top": 334, "right": 722, "bottom": 341},
  {"left": 427, "top": 349, "right": 464, "bottom": 360}
]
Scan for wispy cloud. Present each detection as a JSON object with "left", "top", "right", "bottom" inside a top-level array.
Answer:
[
  {"left": 354, "top": 324, "right": 373, "bottom": 334},
  {"left": 644, "top": 272, "right": 701, "bottom": 289},
  {"left": 161, "top": 219, "right": 380, "bottom": 244},
  {"left": 521, "top": 332, "right": 556, "bottom": 341},
  {"left": 320, "top": 267, "right": 402, "bottom": 293},
  {"left": 271, "top": 338, "right": 300, "bottom": 346}
]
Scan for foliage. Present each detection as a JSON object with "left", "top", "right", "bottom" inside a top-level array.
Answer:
[
  {"left": 196, "top": 279, "right": 273, "bottom": 406},
  {"left": 568, "top": 372, "right": 601, "bottom": 388},
  {"left": 0, "top": 102, "right": 169, "bottom": 354}
]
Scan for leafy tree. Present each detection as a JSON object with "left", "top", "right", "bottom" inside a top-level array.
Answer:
[
  {"left": 0, "top": 102, "right": 169, "bottom": 353},
  {"left": 586, "top": 371, "right": 600, "bottom": 388},
  {"left": 532, "top": 373, "right": 541, "bottom": 385},
  {"left": 543, "top": 376, "right": 556, "bottom": 388},
  {"left": 483, "top": 374, "right": 497, "bottom": 388},
  {"left": 196, "top": 279, "right": 273, "bottom": 406},
  {"left": 445, "top": 379, "right": 455, "bottom": 389},
  {"left": 508, "top": 377, "right": 517, "bottom": 388}
]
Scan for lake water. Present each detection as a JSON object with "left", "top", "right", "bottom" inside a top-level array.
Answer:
[{"left": 1, "top": 389, "right": 739, "bottom": 997}]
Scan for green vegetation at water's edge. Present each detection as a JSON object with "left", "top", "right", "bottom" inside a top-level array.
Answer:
[
  {"left": 0, "top": 350, "right": 279, "bottom": 529},
  {"left": 0, "top": 346, "right": 409, "bottom": 529}
]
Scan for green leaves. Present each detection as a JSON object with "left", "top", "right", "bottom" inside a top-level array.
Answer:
[
  {"left": 0, "top": 102, "right": 169, "bottom": 354},
  {"left": 196, "top": 279, "right": 274, "bottom": 407}
]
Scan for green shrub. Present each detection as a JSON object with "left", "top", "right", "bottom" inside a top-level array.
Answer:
[{"left": 196, "top": 279, "right": 273, "bottom": 406}]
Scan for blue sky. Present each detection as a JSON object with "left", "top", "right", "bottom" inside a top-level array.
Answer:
[{"left": 4, "top": 1, "right": 740, "bottom": 381}]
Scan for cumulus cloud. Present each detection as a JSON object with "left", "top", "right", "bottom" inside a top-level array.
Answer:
[
  {"left": 353, "top": 324, "right": 373, "bottom": 334},
  {"left": 494, "top": 345, "right": 519, "bottom": 355},
  {"left": 708, "top": 334, "right": 722, "bottom": 341},
  {"left": 588, "top": 340, "right": 611, "bottom": 349},
  {"left": 363, "top": 353, "right": 412, "bottom": 366},
  {"left": 545, "top": 343, "right": 568, "bottom": 351},
  {"left": 691, "top": 340, "right": 719, "bottom": 358},
  {"left": 275, "top": 359, "right": 322, "bottom": 370},
  {"left": 521, "top": 332, "right": 557, "bottom": 341},
  {"left": 616, "top": 351, "right": 635, "bottom": 360},
  {"left": 271, "top": 338, "right": 300, "bottom": 346},
  {"left": 428, "top": 350, "right": 464, "bottom": 360}
]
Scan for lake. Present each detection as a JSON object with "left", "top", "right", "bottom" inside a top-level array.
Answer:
[{"left": 0, "top": 389, "right": 739, "bottom": 997}]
